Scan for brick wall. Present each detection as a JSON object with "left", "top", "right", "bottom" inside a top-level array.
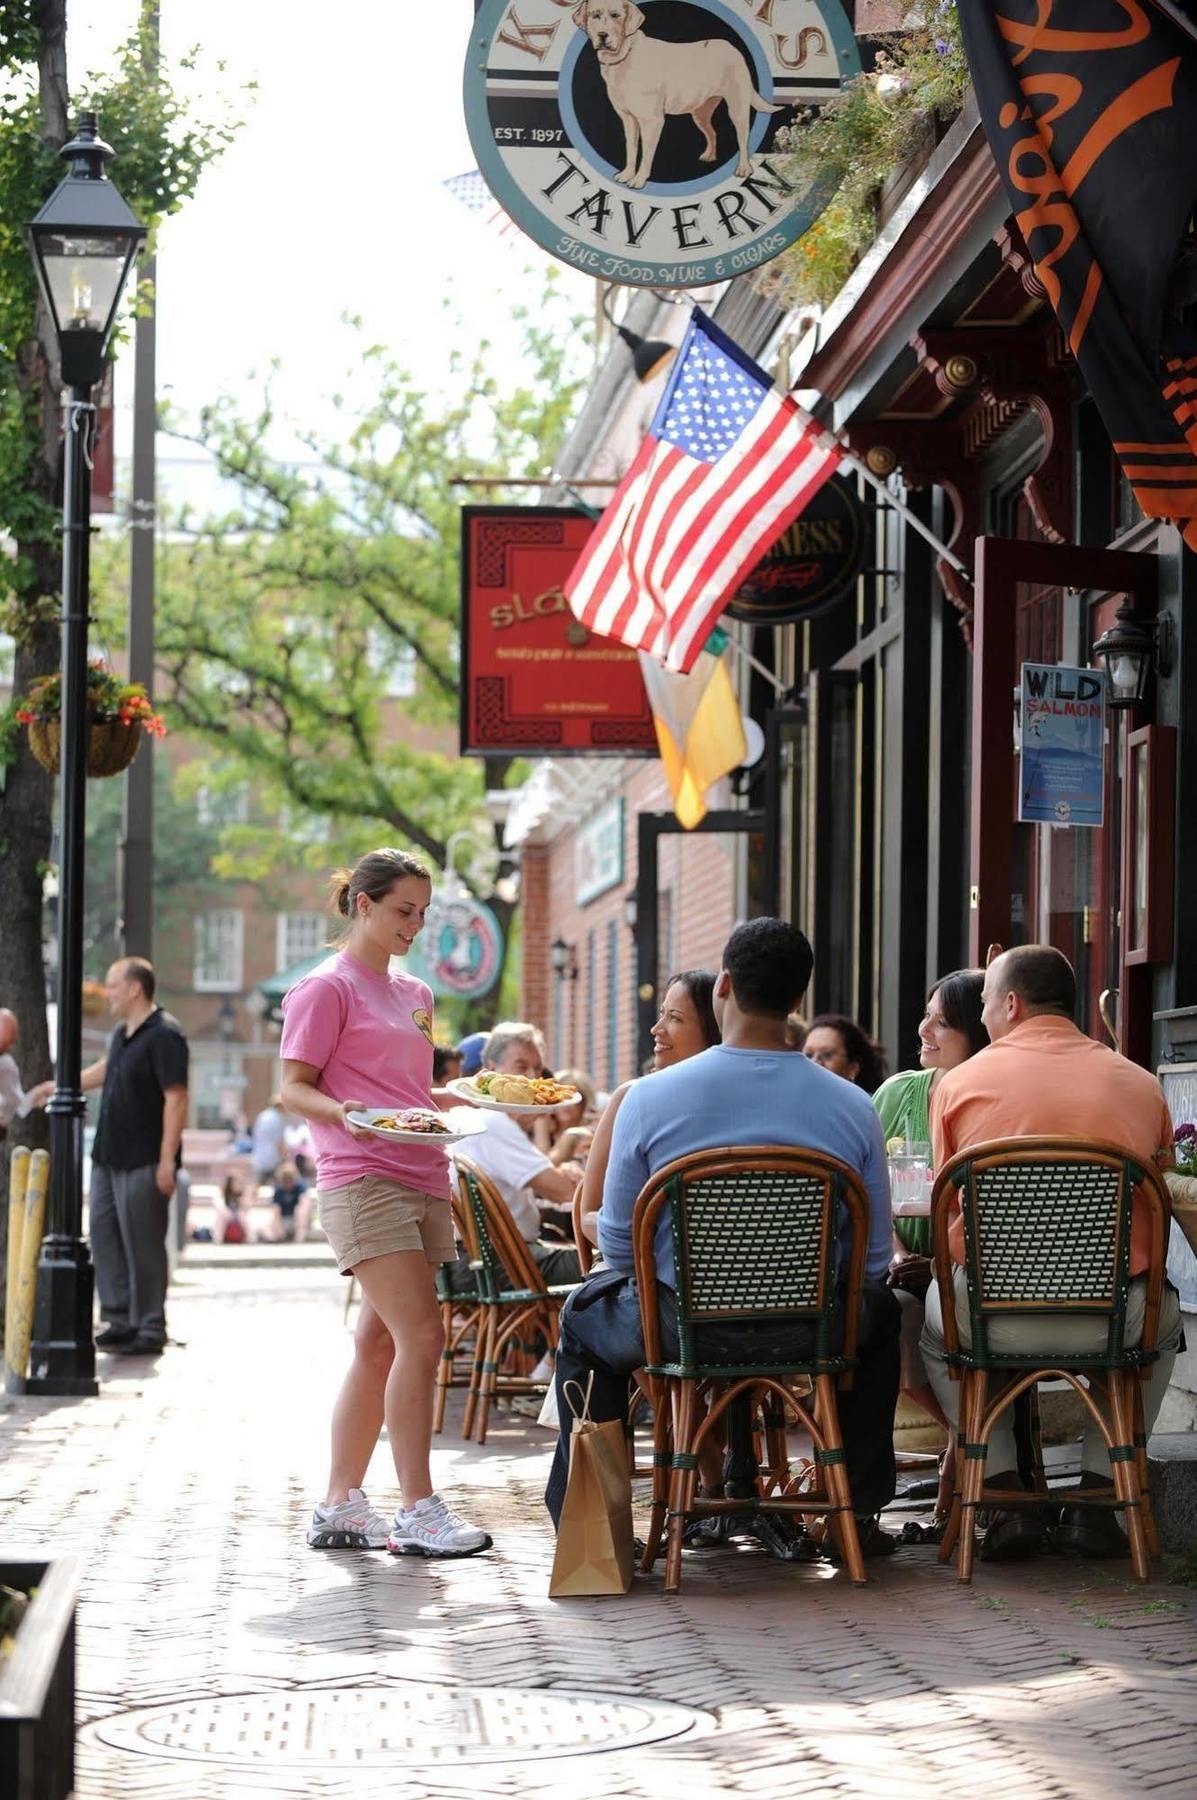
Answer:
[{"left": 519, "top": 844, "right": 552, "bottom": 1038}]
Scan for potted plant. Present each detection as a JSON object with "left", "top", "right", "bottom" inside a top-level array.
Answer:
[
  {"left": 14, "top": 660, "right": 167, "bottom": 778},
  {"left": 0, "top": 1557, "right": 81, "bottom": 1800}
]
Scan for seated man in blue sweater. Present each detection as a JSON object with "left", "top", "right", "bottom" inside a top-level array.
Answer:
[{"left": 544, "top": 917, "right": 901, "bottom": 1555}]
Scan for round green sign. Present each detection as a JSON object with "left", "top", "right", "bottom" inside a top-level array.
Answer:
[{"left": 464, "top": 0, "right": 861, "bottom": 290}]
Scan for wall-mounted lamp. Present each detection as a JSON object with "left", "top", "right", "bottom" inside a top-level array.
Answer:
[
  {"left": 550, "top": 936, "right": 579, "bottom": 980},
  {"left": 601, "top": 285, "right": 675, "bottom": 385},
  {"left": 1092, "top": 600, "right": 1173, "bottom": 711},
  {"left": 217, "top": 997, "right": 238, "bottom": 1043},
  {"left": 622, "top": 894, "right": 638, "bottom": 931}
]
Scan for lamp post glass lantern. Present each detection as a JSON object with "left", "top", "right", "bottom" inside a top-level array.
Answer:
[
  {"left": 27, "top": 116, "right": 145, "bottom": 391},
  {"left": 550, "top": 937, "right": 578, "bottom": 980},
  {"left": 1092, "top": 600, "right": 1155, "bottom": 711},
  {"left": 23, "top": 115, "right": 145, "bottom": 1397},
  {"left": 600, "top": 286, "right": 675, "bottom": 387}
]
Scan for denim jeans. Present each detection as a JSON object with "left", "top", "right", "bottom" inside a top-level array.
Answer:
[{"left": 544, "top": 1268, "right": 900, "bottom": 1526}]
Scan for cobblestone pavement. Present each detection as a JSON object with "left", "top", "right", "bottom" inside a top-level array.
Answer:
[{"left": 2, "top": 1263, "right": 1194, "bottom": 1799}]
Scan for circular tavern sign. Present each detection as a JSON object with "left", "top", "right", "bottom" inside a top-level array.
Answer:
[
  {"left": 727, "top": 470, "right": 867, "bottom": 625},
  {"left": 407, "top": 892, "right": 505, "bottom": 1001},
  {"left": 464, "top": 0, "right": 861, "bottom": 289}
]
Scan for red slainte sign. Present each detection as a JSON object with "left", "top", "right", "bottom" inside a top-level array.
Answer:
[{"left": 460, "top": 506, "right": 657, "bottom": 757}]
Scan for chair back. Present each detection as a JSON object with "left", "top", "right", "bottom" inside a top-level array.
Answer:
[
  {"left": 930, "top": 1136, "right": 1169, "bottom": 1366},
  {"left": 454, "top": 1156, "right": 547, "bottom": 1296},
  {"left": 631, "top": 1145, "right": 869, "bottom": 1371}
]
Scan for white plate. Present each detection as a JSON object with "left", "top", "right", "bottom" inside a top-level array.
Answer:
[
  {"left": 445, "top": 1077, "right": 583, "bottom": 1116},
  {"left": 891, "top": 1198, "right": 932, "bottom": 1218},
  {"left": 345, "top": 1108, "right": 489, "bottom": 1147}
]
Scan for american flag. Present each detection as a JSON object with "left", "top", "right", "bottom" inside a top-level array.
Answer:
[
  {"left": 442, "top": 169, "right": 519, "bottom": 242},
  {"left": 565, "top": 310, "right": 843, "bottom": 674}
]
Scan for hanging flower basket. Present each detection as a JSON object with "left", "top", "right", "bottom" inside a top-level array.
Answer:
[
  {"left": 14, "top": 661, "right": 167, "bottom": 781},
  {"left": 26, "top": 716, "right": 143, "bottom": 778}
]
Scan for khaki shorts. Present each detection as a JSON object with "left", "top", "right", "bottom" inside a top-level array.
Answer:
[{"left": 317, "top": 1176, "right": 456, "bottom": 1275}]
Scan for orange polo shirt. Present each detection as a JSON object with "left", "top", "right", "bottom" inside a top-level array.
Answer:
[{"left": 930, "top": 1015, "right": 1172, "bottom": 1278}]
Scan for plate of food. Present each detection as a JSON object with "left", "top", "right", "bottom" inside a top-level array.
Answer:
[
  {"left": 445, "top": 1073, "right": 583, "bottom": 1115},
  {"left": 345, "top": 1107, "right": 489, "bottom": 1146}
]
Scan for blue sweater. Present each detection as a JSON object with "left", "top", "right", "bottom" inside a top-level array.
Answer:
[{"left": 598, "top": 1044, "right": 892, "bottom": 1286}]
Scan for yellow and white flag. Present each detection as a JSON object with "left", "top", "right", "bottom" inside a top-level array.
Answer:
[{"left": 638, "top": 643, "right": 747, "bottom": 831}]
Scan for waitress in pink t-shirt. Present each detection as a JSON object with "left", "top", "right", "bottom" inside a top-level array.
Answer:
[{"left": 280, "top": 847, "right": 491, "bottom": 1561}]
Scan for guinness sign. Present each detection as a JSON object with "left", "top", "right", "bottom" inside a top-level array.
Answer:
[{"left": 727, "top": 471, "right": 866, "bottom": 625}]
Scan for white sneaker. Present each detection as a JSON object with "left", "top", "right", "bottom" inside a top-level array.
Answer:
[
  {"left": 307, "top": 1487, "right": 390, "bottom": 1550},
  {"left": 387, "top": 1492, "right": 493, "bottom": 1559}
]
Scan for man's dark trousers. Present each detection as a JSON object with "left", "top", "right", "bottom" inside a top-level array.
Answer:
[
  {"left": 544, "top": 1269, "right": 901, "bottom": 1527},
  {"left": 90, "top": 1164, "right": 169, "bottom": 1345}
]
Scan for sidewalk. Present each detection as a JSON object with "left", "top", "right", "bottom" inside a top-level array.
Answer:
[{"left": 1, "top": 1259, "right": 1194, "bottom": 1798}]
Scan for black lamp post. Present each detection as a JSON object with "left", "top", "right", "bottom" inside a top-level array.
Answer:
[{"left": 25, "top": 115, "right": 146, "bottom": 1396}]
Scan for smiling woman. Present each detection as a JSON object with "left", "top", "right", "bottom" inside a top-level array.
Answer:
[{"left": 276, "top": 846, "right": 493, "bottom": 1563}]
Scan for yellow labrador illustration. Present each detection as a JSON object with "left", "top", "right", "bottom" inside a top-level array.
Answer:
[{"left": 574, "top": 0, "right": 781, "bottom": 189}]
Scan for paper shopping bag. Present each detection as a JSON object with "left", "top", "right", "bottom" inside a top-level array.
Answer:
[{"left": 548, "top": 1376, "right": 634, "bottom": 1598}]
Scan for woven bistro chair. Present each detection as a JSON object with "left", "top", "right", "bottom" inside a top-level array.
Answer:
[
  {"left": 930, "top": 1137, "right": 1169, "bottom": 1584},
  {"left": 632, "top": 1145, "right": 871, "bottom": 1593},
  {"left": 454, "top": 1157, "right": 579, "bottom": 1445},
  {"left": 433, "top": 1193, "right": 482, "bottom": 1435}
]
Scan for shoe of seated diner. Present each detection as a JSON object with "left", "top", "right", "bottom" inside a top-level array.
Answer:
[
  {"left": 1054, "top": 1502, "right": 1129, "bottom": 1559},
  {"left": 387, "top": 1492, "right": 493, "bottom": 1559},
  {"left": 307, "top": 1487, "right": 390, "bottom": 1550},
  {"left": 977, "top": 1469, "right": 1051, "bottom": 1563},
  {"left": 821, "top": 1514, "right": 899, "bottom": 1562}
]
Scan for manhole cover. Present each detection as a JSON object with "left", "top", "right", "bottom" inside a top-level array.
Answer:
[{"left": 88, "top": 1684, "right": 708, "bottom": 1768}]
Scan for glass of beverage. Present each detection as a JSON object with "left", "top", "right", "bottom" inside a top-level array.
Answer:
[{"left": 888, "top": 1139, "right": 932, "bottom": 1215}]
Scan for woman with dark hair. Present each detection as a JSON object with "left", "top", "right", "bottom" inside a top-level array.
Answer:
[
  {"left": 872, "top": 968, "right": 986, "bottom": 1533},
  {"left": 280, "top": 847, "right": 491, "bottom": 1561},
  {"left": 873, "top": 968, "right": 988, "bottom": 1260},
  {"left": 577, "top": 970, "right": 719, "bottom": 1244},
  {"left": 803, "top": 1014, "right": 887, "bottom": 1094}
]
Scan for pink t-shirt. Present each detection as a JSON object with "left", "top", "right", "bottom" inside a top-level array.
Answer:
[{"left": 279, "top": 952, "right": 449, "bottom": 1198}]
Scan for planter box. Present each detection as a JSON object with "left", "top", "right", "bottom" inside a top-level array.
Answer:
[{"left": 0, "top": 1558, "right": 80, "bottom": 1800}]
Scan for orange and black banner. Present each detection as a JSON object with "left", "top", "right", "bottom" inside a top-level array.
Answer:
[{"left": 958, "top": 1, "right": 1197, "bottom": 551}]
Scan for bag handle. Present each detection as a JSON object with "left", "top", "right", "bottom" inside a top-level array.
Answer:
[{"left": 561, "top": 1371, "right": 595, "bottom": 1425}]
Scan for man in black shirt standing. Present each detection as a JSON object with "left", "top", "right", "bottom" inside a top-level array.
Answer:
[{"left": 81, "top": 958, "right": 189, "bottom": 1356}]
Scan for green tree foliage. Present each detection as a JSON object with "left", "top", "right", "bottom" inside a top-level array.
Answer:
[
  {"left": 97, "top": 289, "right": 590, "bottom": 895},
  {"left": 0, "top": 6, "right": 246, "bottom": 637}
]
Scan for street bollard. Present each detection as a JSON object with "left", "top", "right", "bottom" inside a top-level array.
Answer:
[
  {"left": 5, "top": 1148, "right": 50, "bottom": 1393},
  {"left": 4, "top": 1146, "right": 31, "bottom": 1385}
]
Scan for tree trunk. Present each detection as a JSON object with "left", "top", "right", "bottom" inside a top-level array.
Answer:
[{"left": 0, "top": 0, "right": 68, "bottom": 1337}]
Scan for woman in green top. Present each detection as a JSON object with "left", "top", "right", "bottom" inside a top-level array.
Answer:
[{"left": 873, "top": 969, "right": 986, "bottom": 1510}]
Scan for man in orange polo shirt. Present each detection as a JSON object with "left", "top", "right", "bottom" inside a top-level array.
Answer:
[{"left": 920, "top": 944, "right": 1182, "bottom": 1560}]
